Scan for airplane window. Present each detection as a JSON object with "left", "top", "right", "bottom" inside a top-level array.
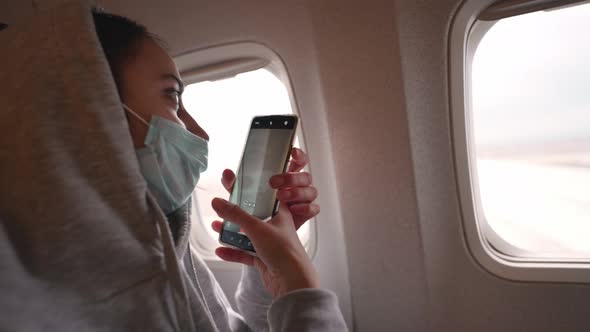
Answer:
[
  {"left": 182, "top": 68, "right": 311, "bottom": 259},
  {"left": 470, "top": 3, "right": 590, "bottom": 259}
]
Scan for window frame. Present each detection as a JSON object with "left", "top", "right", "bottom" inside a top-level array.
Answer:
[
  {"left": 450, "top": 0, "right": 590, "bottom": 282},
  {"left": 175, "top": 42, "right": 318, "bottom": 266}
]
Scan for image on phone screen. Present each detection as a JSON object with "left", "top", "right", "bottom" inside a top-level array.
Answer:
[{"left": 220, "top": 115, "right": 297, "bottom": 253}]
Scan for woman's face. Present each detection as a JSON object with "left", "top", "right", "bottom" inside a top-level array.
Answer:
[{"left": 119, "top": 37, "right": 208, "bottom": 148}]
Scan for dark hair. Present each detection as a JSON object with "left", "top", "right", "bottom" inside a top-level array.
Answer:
[{"left": 92, "top": 9, "right": 157, "bottom": 91}]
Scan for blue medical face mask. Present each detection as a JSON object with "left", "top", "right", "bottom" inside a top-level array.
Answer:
[{"left": 123, "top": 104, "right": 208, "bottom": 214}]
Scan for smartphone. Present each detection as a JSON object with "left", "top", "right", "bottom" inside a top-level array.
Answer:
[{"left": 219, "top": 115, "right": 298, "bottom": 254}]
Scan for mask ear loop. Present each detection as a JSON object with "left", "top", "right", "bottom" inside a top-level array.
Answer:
[{"left": 122, "top": 104, "right": 150, "bottom": 126}]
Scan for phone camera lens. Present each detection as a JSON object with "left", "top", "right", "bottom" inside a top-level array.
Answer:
[{"left": 284, "top": 121, "right": 288, "bottom": 126}]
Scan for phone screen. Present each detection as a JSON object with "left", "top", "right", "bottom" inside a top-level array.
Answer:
[{"left": 220, "top": 115, "right": 298, "bottom": 253}]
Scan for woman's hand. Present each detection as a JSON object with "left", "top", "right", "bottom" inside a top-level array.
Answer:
[
  {"left": 210, "top": 148, "right": 320, "bottom": 298},
  {"left": 219, "top": 147, "right": 319, "bottom": 229},
  {"left": 211, "top": 197, "right": 319, "bottom": 298}
]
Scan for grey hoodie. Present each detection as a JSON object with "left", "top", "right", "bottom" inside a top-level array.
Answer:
[{"left": 0, "top": 1, "right": 348, "bottom": 331}]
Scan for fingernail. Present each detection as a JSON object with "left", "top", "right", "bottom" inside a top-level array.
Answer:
[{"left": 269, "top": 176, "right": 284, "bottom": 188}]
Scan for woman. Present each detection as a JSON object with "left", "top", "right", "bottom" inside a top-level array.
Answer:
[{"left": 93, "top": 9, "right": 347, "bottom": 331}]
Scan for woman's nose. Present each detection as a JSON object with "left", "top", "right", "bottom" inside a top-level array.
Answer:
[
  {"left": 179, "top": 105, "right": 209, "bottom": 141},
  {"left": 190, "top": 124, "right": 209, "bottom": 141}
]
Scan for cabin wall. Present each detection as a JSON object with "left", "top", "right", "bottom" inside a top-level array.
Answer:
[
  {"left": 3, "top": 0, "right": 590, "bottom": 331},
  {"left": 397, "top": 0, "right": 590, "bottom": 331},
  {"left": 307, "top": 1, "right": 431, "bottom": 331}
]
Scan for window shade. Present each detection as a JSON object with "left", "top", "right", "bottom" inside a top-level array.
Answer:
[
  {"left": 181, "top": 58, "right": 269, "bottom": 84},
  {"left": 479, "top": 0, "right": 587, "bottom": 20}
]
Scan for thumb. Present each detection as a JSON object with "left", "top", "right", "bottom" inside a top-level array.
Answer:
[{"left": 211, "top": 198, "right": 263, "bottom": 235}]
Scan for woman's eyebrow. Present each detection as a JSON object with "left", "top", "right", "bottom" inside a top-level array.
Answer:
[{"left": 161, "top": 73, "right": 185, "bottom": 93}]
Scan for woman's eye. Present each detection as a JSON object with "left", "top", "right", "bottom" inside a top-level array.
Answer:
[{"left": 165, "top": 88, "right": 181, "bottom": 105}]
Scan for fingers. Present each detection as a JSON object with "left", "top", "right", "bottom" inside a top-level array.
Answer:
[
  {"left": 221, "top": 169, "right": 236, "bottom": 193},
  {"left": 277, "top": 186, "right": 318, "bottom": 203},
  {"left": 289, "top": 203, "right": 320, "bottom": 219},
  {"left": 289, "top": 203, "right": 320, "bottom": 229},
  {"left": 211, "top": 220, "right": 223, "bottom": 233},
  {"left": 211, "top": 198, "right": 262, "bottom": 234},
  {"left": 288, "top": 148, "right": 309, "bottom": 173},
  {"left": 269, "top": 172, "right": 312, "bottom": 189},
  {"left": 215, "top": 247, "right": 258, "bottom": 266}
]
